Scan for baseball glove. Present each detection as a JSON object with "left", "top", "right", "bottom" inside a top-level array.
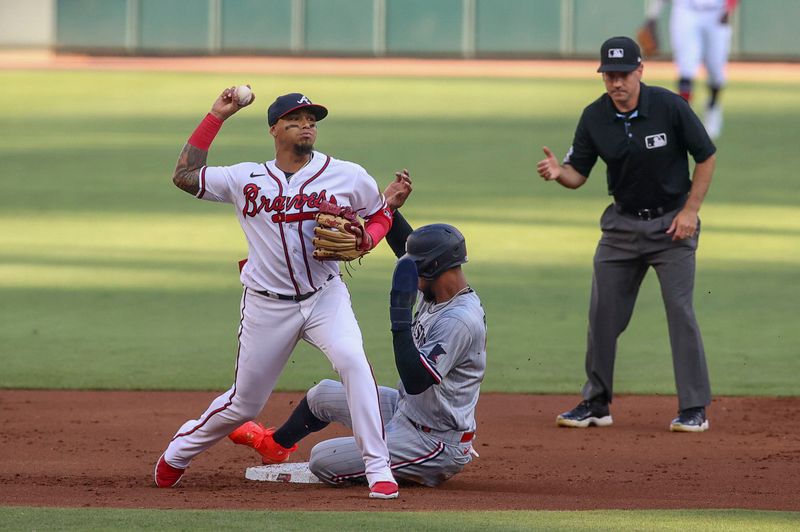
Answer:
[
  {"left": 312, "top": 201, "right": 371, "bottom": 261},
  {"left": 636, "top": 19, "right": 660, "bottom": 57}
]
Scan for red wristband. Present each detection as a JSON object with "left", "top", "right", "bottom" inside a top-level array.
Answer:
[
  {"left": 188, "top": 113, "right": 223, "bottom": 151},
  {"left": 364, "top": 206, "right": 394, "bottom": 250}
]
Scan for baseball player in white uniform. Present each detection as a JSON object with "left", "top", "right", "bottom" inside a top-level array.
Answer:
[
  {"left": 229, "top": 218, "right": 487, "bottom": 488},
  {"left": 154, "top": 86, "right": 412, "bottom": 500},
  {"left": 646, "top": 0, "right": 739, "bottom": 138}
]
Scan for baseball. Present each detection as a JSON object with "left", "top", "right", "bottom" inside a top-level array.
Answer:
[{"left": 236, "top": 85, "right": 253, "bottom": 106}]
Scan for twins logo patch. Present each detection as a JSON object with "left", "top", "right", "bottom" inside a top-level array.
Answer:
[
  {"left": 645, "top": 133, "right": 668, "bottom": 149},
  {"left": 427, "top": 343, "right": 447, "bottom": 364}
]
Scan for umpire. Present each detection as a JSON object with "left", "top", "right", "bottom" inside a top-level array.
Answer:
[{"left": 536, "top": 36, "right": 716, "bottom": 432}]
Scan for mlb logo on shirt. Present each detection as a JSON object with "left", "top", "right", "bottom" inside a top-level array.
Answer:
[
  {"left": 645, "top": 133, "right": 668, "bottom": 149},
  {"left": 609, "top": 48, "right": 624, "bottom": 58}
]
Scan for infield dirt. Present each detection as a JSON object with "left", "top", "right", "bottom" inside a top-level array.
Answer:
[
  {"left": 3, "top": 50, "right": 800, "bottom": 82},
  {"left": 1, "top": 390, "right": 798, "bottom": 511}
]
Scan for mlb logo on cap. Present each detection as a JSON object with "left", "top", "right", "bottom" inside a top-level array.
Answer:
[{"left": 598, "top": 36, "right": 642, "bottom": 73}]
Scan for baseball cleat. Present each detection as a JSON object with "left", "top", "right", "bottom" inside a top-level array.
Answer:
[
  {"left": 704, "top": 104, "right": 722, "bottom": 140},
  {"left": 556, "top": 399, "right": 613, "bottom": 428},
  {"left": 670, "top": 407, "right": 709, "bottom": 433},
  {"left": 369, "top": 481, "right": 399, "bottom": 499},
  {"left": 229, "top": 421, "right": 263, "bottom": 446},
  {"left": 229, "top": 421, "right": 297, "bottom": 464},
  {"left": 154, "top": 453, "right": 185, "bottom": 488}
]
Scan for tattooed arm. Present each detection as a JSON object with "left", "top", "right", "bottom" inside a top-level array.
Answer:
[
  {"left": 172, "top": 85, "right": 256, "bottom": 195},
  {"left": 172, "top": 143, "right": 207, "bottom": 195}
]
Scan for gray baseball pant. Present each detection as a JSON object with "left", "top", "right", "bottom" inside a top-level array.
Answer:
[
  {"left": 306, "top": 379, "right": 473, "bottom": 487},
  {"left": 581, "top": 204, "right": 711, "bottom": 410}
]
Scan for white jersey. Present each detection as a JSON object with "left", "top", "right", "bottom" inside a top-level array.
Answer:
[
  {"left": 673, "top": 0, "right": 726, "bottom": 12},
  {"left": 648, "top": 0, "right": 727, "bottom": 16},
  {"left": 197, "top": 151, "right": 385, "bottom": 295},
  {"left": 398, "top": 290, "right": 487, "bottom": 433}
]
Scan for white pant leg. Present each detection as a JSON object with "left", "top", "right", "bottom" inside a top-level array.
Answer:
[
  {"left": 301, "top": 278, "right": 394, "bottom": 487},
  {"left": 164, "top": 288, "right": 303, "bottom": 468},
  {"left": 703, "top": 17, "right": 731, "bottom": 87},
  {"left": 671, "top": 4, "right": 703, "bottom": 80}
]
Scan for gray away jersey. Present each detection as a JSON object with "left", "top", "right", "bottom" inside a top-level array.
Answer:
[{"left": 397, "top": 289, "right": 487, "bottom": 433}]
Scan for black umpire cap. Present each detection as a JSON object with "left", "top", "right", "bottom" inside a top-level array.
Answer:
[
  {"left": 597, "top": 36, "right": 642, "bottom": 73},
  {"left": 267, "top": 93, "right": 328, "bottom": 126}
]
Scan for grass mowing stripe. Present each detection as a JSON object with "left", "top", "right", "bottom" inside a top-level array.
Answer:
[
  {"left": 1, "top": 259, "right": 797, "bottom": 394},
  {"left": 0, "top": 69, "right": 798, "bottom": 393},
  {"left": 0, "top": 508, "right": 798, "bottom": 531}
]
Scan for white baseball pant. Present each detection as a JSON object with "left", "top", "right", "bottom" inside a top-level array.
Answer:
[
  {"left": 163, "top": 276, "right": 394, "bottom": 487},
  {"left": 670, "top": 2, "right": 732, "bottom": 87}
]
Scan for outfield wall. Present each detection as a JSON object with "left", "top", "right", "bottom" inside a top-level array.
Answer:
[
  {"left": 3, "top": 0, "right": 800, "bottom": 60},
  {"left": 0, "top": 0, "right": 54, "bottom": 48}
]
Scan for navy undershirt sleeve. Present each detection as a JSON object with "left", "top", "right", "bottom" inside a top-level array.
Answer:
[
  {"left": 392, "top": 329, "right": 436, "bottom": 395},
  {"left": 386, "top": 210, "right": 413, "bottom": 259},
  {"left": 387, "top": 211, "right": 435, "bottom": 393}
]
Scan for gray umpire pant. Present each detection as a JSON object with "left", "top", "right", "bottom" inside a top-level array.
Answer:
[{"left": 581, "top": 204, "right": 711, "bottom": 411}]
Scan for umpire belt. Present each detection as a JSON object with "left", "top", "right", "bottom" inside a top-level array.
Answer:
[
  {"left": 614, "top": 195, "right": 685, "bottom": 220},
  {"left": 253, "top": 275, "right": 334, "bottom": 302},
  {"left": 409, "top": 418, "right": 475, "bottom": 445}
]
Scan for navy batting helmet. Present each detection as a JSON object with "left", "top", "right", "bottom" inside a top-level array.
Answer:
[{"left": 403, "top": 224, "right": 468, "bottom": 280}]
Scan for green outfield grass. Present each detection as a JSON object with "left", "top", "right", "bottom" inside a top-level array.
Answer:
[
  {"left": 0, "top": 508, "right": 798, "bottom": 531},
  {"left": 0, "top": 69, "right": 798, "bottom": 395},
  {"left": 1, "top": 67, "right": 799, "bottom": 529}
]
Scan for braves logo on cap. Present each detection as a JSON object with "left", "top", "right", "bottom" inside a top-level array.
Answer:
[
  {"left": 609, "top": 48, "right": 625, "bottom": 58},
  {"left": 297, "top": 95, "right": 311, "bottom": 104}
]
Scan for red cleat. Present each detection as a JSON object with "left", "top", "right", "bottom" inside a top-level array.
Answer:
[
  {"left": 228, "top": 421, "right": 297, "bottom": 464},
  {"left": 369, "top": 481, "right": 399, "bottom": 499},
  {"left": 228, "top": 421, "right": 263, "bottom": 446},
  {"left": 154, "top": 454, "right": 185, "bottom": 488}
]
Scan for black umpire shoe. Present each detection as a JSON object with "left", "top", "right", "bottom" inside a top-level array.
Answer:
[
  {"left": 669, "top": 406, "right": 709, "bottom": 432},
  {"left": 556, "top": 399, "right": 613, "bottom": 428}
]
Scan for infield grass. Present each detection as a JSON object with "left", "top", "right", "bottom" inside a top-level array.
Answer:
[
  {"left": 0, "top": 507, "right": 798, "bottom": 531},
  {"left": 0, "top": 70, "right": 798, "bottom": 394}
]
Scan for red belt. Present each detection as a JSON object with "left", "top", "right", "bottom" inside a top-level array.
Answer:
[{"left": 416, "top": 423, "right": 474, "bottom": 443}]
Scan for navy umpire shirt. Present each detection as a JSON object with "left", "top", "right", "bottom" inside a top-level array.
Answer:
[{"left": 564, "top": 83, "right": 716, "bottom": 211}]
